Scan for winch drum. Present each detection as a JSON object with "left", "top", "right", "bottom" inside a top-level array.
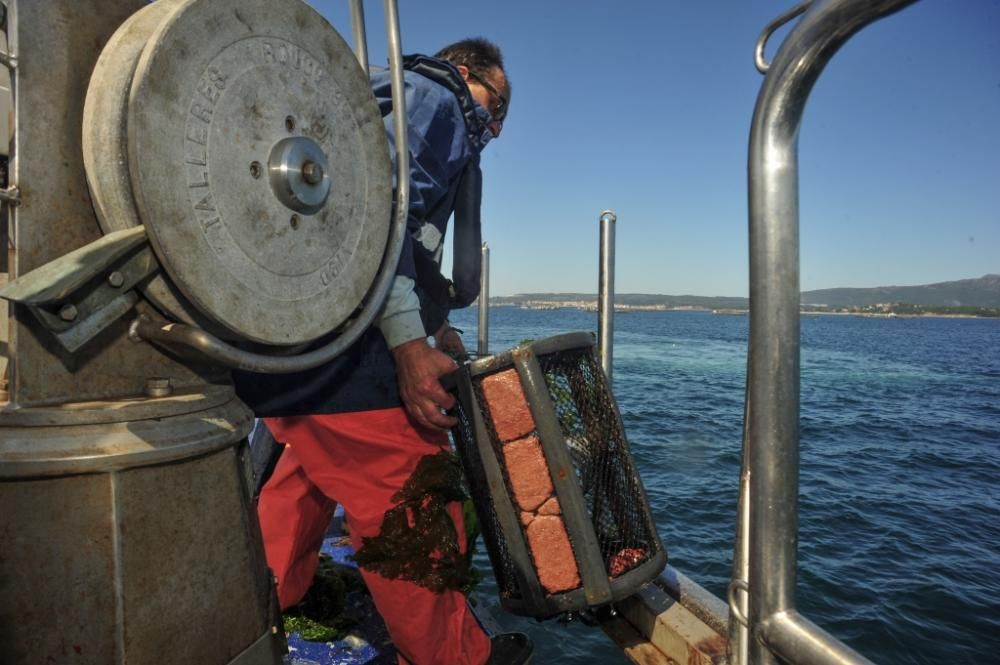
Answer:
[{"left": 82, "top": 0, "right": 393, "bottom": 346}]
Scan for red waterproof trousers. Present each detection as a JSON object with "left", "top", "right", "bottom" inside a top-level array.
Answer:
[{"left": 258, "top": 408, "right": 491, "bottom": 665}]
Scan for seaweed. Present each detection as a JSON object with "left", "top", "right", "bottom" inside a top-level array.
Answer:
[
  {"left": 352, "top": 451, "right": 480, "bottom": 594},
  {"left": 282, "top": 554, "right": 366, "bottom": 642}
]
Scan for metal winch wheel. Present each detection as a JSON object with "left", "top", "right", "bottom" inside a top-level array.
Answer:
[{"left": 83, "top": 0, "right": 392, "bottom": 346}]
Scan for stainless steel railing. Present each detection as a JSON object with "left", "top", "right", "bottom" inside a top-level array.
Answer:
[
  {"left": 348, "top": 0, "right": 369, "bottom": 76},
  {"left": 597, "top": 210, "right": 616, "bottom": 380},
  {"left": 735, "top": 1, "right": 918, "bottom": 664},
  {"left": 477, "top": 242, "right": 490, "bottom": 356},
  {"left": 477, "top": 209, "right": 615, "bottom": 371}
]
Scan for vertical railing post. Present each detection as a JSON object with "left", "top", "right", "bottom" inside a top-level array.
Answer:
[
  {"left": 728, "top": 390, "right": 752, "bottom": 665},
  {"left": 347, "top": 0, "right": 369, "bottom": 76},
  {"left": 597, "top": 210, "right": 616, "bottom": 381},
  {"left": 477, "top": 242, "right": 489, "bottom": 357},
  {"left": 741, "top": 2, "right": 914, "bottom": 664}
]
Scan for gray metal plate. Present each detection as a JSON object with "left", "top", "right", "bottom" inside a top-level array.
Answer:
[
  {"left": 5, "top": 0, "right": 227, "bottom": 408},
  {"left": 127, "top": 0, "right": 392, "bottom": 345},
  {"left": 81, "top": 0, "right": 208, "bottom": 327}
]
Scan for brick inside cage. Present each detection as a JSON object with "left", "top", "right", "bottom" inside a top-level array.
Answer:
[{"left": 451, "top": 333, "right": 666, "bottom": 618}]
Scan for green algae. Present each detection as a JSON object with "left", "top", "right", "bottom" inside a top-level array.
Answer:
[
  {"left": 282, "top": 554, "right": 365, "bottom": 642},
  {"left": 352, "top": 451, "right": 480, "bottom": 594}
]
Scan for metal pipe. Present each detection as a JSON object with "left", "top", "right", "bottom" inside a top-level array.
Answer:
[
  {"left": 130, "top": 314, "right": 362, "bottom": 373},
  {"left": 348, "top": 0, "right": 369, "bottom": 76},
  {"left": 130, "top": 0, "right": 411, "bottom": 374},
  {"left": 5, "top": 0, "right": 20, "bottom": 409},
  {"left": 728, "top": 372, "right": 752, "bottom": 665},
  {"left": 761, "top": 611, "right": 876, "bottom": 665},
  {"left": 597, "top": 209, "right": 616, "bottom": 381},
  {"left": 744, "top": 1, "right": 916, "bottom": 664},
  {"left": 477, "top": 242, "right": 489, "bottom": 357}
]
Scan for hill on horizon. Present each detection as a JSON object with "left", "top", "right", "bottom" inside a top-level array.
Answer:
[
  {"left": 492, "top": 274, "right": 1000, "bottom": 309},
  {"left": 801, "top": 274, "right": 1000, "bottom": 308}
]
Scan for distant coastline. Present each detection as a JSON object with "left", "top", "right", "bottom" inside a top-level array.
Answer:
[
  {"left": 801, "top": 310, "right": 997, "bottom": 320},
  {"left": 487, "top": 302, "right": 999, "bottom": 319},
  {"left": 487, "top": 274, "right": 1000, "bottom": 319}
]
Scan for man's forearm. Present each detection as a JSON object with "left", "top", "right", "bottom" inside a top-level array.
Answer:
[{"left": 376, "top": 275, "right": 426, "bottom": 348}]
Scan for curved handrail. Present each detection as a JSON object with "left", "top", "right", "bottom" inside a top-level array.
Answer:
[
  {"left": 741, "top": 1, "right": 918, "bottom": 664},
  {"left": 130, "top": 0, "right": 410, "bottom": 374}
]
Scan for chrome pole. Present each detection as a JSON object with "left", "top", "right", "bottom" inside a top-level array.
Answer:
[
  {"left": 597, "top": 209, "right": 616, "bottom": 381},
  {"left": 348, "top": 0, "right": 369, "bottom": 76},
  {"left": 745, "top": 1, "right": 916, "bottom": 664},
  {"left": 383, "top": 0, "right": 409, "bottom": 289},
  {"left": 477, "top": 242, "right": 489, "bottom": 356},
  {"left": 728, "top": 379, "right": 752, "bottom": 665}
]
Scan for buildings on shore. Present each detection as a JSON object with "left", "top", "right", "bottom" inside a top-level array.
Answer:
[{"left": 487, "top": 299, "right": 999, "bottom": 318}]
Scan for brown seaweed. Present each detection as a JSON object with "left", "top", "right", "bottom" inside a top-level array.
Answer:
[{"left": 352, "top": 452, "right": 480, "bottom": 594}]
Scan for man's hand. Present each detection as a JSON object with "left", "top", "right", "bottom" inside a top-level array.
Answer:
[
  {"left": 433, "top": 322, "right": 467, "bottom": 361},
  {"left": 392, "top": 337, "right": 459, "bottom": 431}
]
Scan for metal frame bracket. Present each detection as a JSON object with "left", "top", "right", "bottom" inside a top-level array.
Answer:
[{"left": 0, "top": 226, "right": 157, "bottom": 352}]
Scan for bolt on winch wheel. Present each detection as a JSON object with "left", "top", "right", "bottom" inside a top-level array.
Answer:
[{"left": 83, "top": 0, "right": 392, "bottom": 346}]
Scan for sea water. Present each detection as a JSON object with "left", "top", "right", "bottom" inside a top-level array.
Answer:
[{"left": 448, "top": 307, "right": 1000, "bottom": 665}]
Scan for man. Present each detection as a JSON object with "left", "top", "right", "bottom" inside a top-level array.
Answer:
[{"left": 235, "top": 39, "right": 532, "bottom": 665}]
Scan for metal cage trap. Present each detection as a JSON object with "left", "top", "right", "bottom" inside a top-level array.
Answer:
[{"left": 451, "top": 332, "right": 666, "bottom": 618}]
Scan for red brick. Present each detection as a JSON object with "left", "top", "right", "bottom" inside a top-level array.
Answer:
[
  {"left": 501, "top": 435, "right": 553, "bottom": 512},
  {"left": 537, "top": 496, "right": 561, "bottom": 516},
  {"left": 480, "top": 369, "right": 535, "bottom": 442},
  {"left": 526, "top": 516, "right": 580, "bottom": 593}
]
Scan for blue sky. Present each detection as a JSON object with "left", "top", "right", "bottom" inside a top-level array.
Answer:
[{"left": 311, "top": 1, "right": 1000, "bottom": 297}]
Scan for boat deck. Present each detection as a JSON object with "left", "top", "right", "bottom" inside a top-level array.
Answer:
[{"left": 283, "top": 509, "right": 397, "bottom": 665}]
